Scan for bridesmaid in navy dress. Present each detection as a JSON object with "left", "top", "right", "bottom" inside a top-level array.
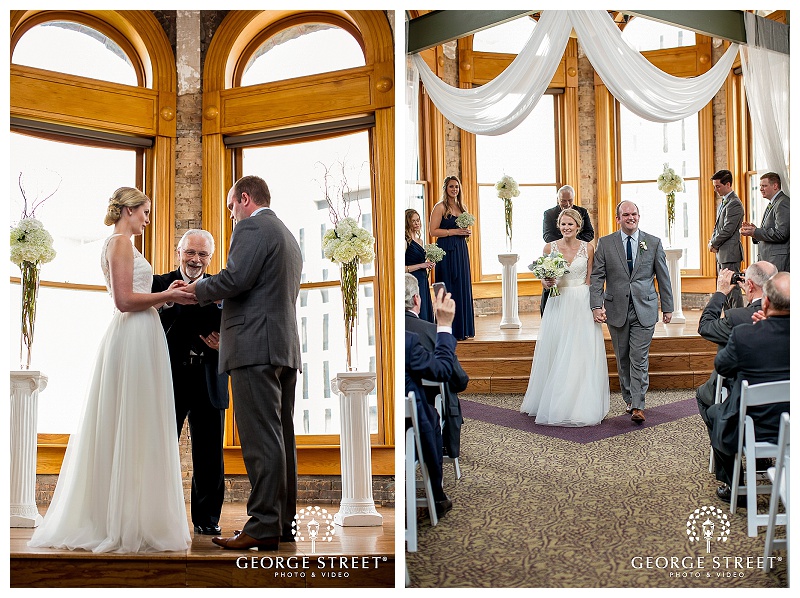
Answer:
[
  {"left": 429, "top": 176, "right": 475, "bottom": 340},
  {"left": 404, "top": 209, "right": 434, "bottom": 322}
]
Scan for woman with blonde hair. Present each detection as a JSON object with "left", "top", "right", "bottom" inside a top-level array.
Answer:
[
  {"left": 30, "top": 187, "right": 196, "bottom": 553},
  {"left": 520, "top": 208, "right": 609, "bottom": 426},
  {"left": 405, "top": 208, "right": 434, "bottom": 321},
  {"left": 429, "top": 176, "right": 475, "bottom": 339}
]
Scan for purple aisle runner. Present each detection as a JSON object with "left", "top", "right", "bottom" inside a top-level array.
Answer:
[{"left": 461, "top": 397, "right": 699, "bottom": 443}]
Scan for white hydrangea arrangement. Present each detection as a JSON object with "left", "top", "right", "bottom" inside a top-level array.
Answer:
[
  {"left": 10, "top": 217, "right": 56, "bottom": 266},
  {"left": 657, "top": 163, "right": 684, "bottom": 242},
  {"left": 322, "top": 217, "right": 375, "bottom": 265},
  {"left": 495, "top": 174, "right": 520, "bottom": 249}
]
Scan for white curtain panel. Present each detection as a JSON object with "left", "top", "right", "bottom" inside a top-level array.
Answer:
[
  {"left": 570, "top": 10, "right": 738, "bottom": 122},
  {"left": 411, "top": 10, "right": 739, "bottom": 134},
  {"left": 740, "top": 12, "right": 790, "bottom": 194},
  {"left": 412, "top": 10, "right": 572, "bottom": 136},
  {"left": 405, "top": 55, "right": 420, "bottom": 196}
]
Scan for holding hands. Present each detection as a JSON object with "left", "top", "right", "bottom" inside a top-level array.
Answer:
[
  {"left": 592, "top": 307, "right": 607, "bottom": 323},
  {"left": 167, "top": 279, "right": 197, "bottom": 305}
]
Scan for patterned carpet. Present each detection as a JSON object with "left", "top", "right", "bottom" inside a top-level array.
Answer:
[{"left": 406, "top": 390, "right": 788, "bottom": 588}]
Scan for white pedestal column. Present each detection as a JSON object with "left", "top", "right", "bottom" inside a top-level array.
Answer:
[
  {"left": 664, "top": 248, "right": 686, "bottom": 324},
  {"left": 497, "top": 253, "right": 521, "bottom": 329},
  {"left": 331, "top": 371, "right": 382, "bottom": 527},
  {"left": 10, "top": 370, "right": 47, "bottom": 527}
]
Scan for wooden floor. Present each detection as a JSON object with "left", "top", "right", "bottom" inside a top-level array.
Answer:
[
  {"left": 11, "top": 502, "right": 395, "bottom": 588},
  {"left": 458, "top": 309, "right": 712, "bottom": 394},
  {"left": 468, "top": 307, "right": 704, "bottom": 341}
]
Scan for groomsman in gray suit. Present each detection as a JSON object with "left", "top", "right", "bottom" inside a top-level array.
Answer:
[
  {"left": 741, "top": 171, "right": 790, "bottom": 272},
  {"left": 590, "top": 201, "right": 673, "bottom": 424},
  {"left": 708, "top": 169, "right": 744, "bottom": 308},
  {"left": 186, "top": 175, "right": 303, "bottom": 551}
]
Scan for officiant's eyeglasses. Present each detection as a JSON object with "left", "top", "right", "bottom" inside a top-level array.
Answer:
[{"left": 182, "top": 249, "right": 211, "bottom": 259}]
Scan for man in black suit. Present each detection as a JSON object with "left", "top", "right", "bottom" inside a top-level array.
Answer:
[
  {"left": 695, "top": 260, "right": 777, "bottom": 421},
  {"left": 541, "top": 185, "right": 594, "bottom": 314},
  {"left": 405, "top": 273, "right": 469, "bottom": 458},
  {"left": 152, "top": 229, "right": 230, "bottom": 535},
  {"left": 406, "top": 288, "right": 457, "bottom": 518},
  {"left": 706, "top": 272, "right": 790, "bottom": 503},
  {"left": 708, "top": 169, "right": 745, "bottom": 308}
]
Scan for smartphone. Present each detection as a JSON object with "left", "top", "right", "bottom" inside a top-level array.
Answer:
[{"left": 432, "top": 282, "right": 447, "bottom": 298}]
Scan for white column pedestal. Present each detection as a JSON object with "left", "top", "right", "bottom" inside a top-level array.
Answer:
[
  {"left": 10, "top": 371, "right": 47, "bottom": 528},
  {"left": 664, "top": 248, "right": 686, "bottom": 324},
  {"left": 497, "top": 253, "right": 521, "bottom": 329},
  {"left": 331, "top": 372, "right": 382, "bottom": 527}
]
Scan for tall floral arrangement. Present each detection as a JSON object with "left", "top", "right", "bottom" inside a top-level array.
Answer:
[
  {"left": 495, "top": 174, "right": 520, "bottom": 251},
  {"left": 10, "top": 171, "right": 59, "bottom": 369},
  {"left": 319, "top": 161, "right": 375, "bottom": 371},
  {"left": 657, "top": 163, "right": 684, "bottom": 245}
]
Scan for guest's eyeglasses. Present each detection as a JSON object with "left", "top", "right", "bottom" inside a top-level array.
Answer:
[{"left": 182, "top": 249, "right": 211, "bottom": 259}]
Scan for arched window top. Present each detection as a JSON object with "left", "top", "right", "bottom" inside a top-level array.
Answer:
[
  {"left": 621, "top": 17, "right": 696, "bottom": 52},
  {"left": 473, "top": 17, "right": 536, "bottom": 54},
  {"left": 238, "top": 22, "right": 365, "bottom": 87},
  {"left": 12, "top": 20, "right": 140, "bottom": 86}
]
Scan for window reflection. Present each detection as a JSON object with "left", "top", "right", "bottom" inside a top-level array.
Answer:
[{"left": 621, "top": 17, "right": 696, "bottom": 52}]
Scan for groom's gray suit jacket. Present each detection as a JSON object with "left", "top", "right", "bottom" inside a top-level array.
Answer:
[
  {"left": 195, "top": 208, "right": 302, "bottom": 373},
  {"left": 589, "top": 230, "right": 674, "bottom": 326}
]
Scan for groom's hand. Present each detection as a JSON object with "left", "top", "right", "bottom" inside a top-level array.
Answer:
[
  {"left": 663, "top": 312, "right": 673, "bottom": 324},
  {"left": 592, "top": 307, "right": 606, "bottom": 323}
]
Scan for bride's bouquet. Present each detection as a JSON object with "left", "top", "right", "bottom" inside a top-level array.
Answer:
[
  {"left": 424, "top": 242, "right": 446, "bottom": 263},
  {"left": 529, "top": 249, "right": 570, "bottom": 297}
]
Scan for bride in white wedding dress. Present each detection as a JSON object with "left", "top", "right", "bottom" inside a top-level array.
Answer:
[
  {"left": 520, "top": 208, "right": 610, "bottom": 426},
  {"left": 29, "top": 188, "right": 196, "bottom": 553}
]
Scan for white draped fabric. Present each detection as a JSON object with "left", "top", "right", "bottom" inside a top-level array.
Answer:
[
  {"left": 740, "top": 12, "right": 790, "bottom": 194},
  {"left": 411, "top": 10, "right": 739, "bottom": 134},
  {"left": 412, "top": 11, "right": 572, "bottom": 136},
  {"left": 405, "top": 55, "right": 420, "bottom": 193}
]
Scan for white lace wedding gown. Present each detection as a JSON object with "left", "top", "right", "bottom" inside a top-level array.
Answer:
[
  {"left": 29, "top": 234, "right": 190, "bottom": 553},
  {"left": 520, "top": 240, "right": 610, "bottom": 426}
]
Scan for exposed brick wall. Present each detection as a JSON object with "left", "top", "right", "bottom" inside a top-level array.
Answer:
[{"left": 35, "top": 474, "right": 395, "bottom": 509}]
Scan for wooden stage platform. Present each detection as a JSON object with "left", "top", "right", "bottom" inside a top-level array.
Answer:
[
  {"left": 11, "top": 502, "right": 395, "bottom": 588},
  {"left": 459, "top": 309, "right": 713, "bottom": 393}
]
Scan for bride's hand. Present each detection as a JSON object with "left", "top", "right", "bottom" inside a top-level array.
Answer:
[
  {"left": 169, "top": 287, "right": 197, "bottom": 305},
  {"left": 168, "top": 280, "right": 188, "bottom": 289},
  {"left": 542, "top": 277, "right": 557, "bottom": 289}
]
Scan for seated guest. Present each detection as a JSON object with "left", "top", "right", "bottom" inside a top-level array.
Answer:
[
  {"left": 706, "top": 272, "right": 790, "bottom": 503},
  {"left": 405, "top": 288, "right": 457, "bottom": 518},
  {"left": 405, "top": 274, "right": 469, "bottom": 458},
  {"left": 696, "top": 261, "right": 777, "bottom": 424}
]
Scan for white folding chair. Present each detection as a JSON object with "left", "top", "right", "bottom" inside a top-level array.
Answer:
[
  {"left": 709, "top": 374, "right": 728, "bottom": 472},
  {"left": 405, "top": 392, "right": 438, "bottom": 530},
  {"left": 423, "top": 379, "right": 462, "bottom": 481},
  {"left": 730, "top": 380, "right": 790, "bottom": 538},
  {"left": 763, "top": 413, "right": 789, "bottom": 570}
]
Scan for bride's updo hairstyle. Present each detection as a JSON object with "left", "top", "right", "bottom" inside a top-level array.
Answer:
[
  {"left": 558, "top": 207, "right": 583, "bottom": 230},
  {"left": 104, "top": 187, "right": 150, "bottom": 226}
]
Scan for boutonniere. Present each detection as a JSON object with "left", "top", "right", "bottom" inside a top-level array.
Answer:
[{"left": 639, "top": 241, "right": 648, "bottom": 252}]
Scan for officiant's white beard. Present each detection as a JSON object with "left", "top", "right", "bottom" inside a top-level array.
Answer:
[{"left": 182, "top": 262, "right": 203, "bottom": 280}]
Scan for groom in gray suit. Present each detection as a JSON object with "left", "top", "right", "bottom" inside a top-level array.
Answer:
[
  {"left": 590, "top": 201, "right": 673, "bottom": 423},
  {"left": 709, "top": 169, "right": 744, "bottom": 309},
  {"left": 186, "top": 175, "right": 303, "bottom": 551}
]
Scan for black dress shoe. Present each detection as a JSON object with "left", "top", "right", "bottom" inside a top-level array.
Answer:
[
  {"left": 435, "top": 498, "right": 453, "bottom": 518},
  {"left": 281, "top": 534, "right": 296, "bottom": 543},
  {"left": 716, "top": 485, "right": 732, "bottom": 503},
  {"left": 194, "top": 524, "right": 222, "bottom": 535}
]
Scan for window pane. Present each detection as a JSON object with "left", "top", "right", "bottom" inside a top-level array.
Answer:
[
  {"left": 241, "top": 24, "right": 365, "bottom": 86},
  {"left": 621, "top": 17, "right": 695, "bottom": 52},
  {"left": 473, "top": 17, "right": 536, "bottom": 54},
  {"left": 475, "top": 96, "right": 556, "bottom": 276},
  {"left": 13, "top": 21, "right": 138, "bottom": 86},
  {"left": 619, "top": 104, "right": 699, "bottom": 181},
  {"left": 10, "top": 285, "right": 115, "bottom": 433},
  {"left": 242, "top": 131, "right": 378, "bottom": 436},
  {"left": 10, "top": 133, "right": 137, "bottom": 285},
  {"left": 620, "top": 180, "right": 700, "bottom": 270}
]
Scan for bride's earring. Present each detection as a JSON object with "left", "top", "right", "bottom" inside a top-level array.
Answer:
[{"left": 128, "top": 209, "right": 133, "bottom": 216}]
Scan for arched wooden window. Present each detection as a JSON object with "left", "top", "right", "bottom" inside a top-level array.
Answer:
[
  {"left": 10, "top": 10, "right": 177, "bottom": 469},
  {"left": 202, "top": 10, "right": 394, "bottom": 475}
]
